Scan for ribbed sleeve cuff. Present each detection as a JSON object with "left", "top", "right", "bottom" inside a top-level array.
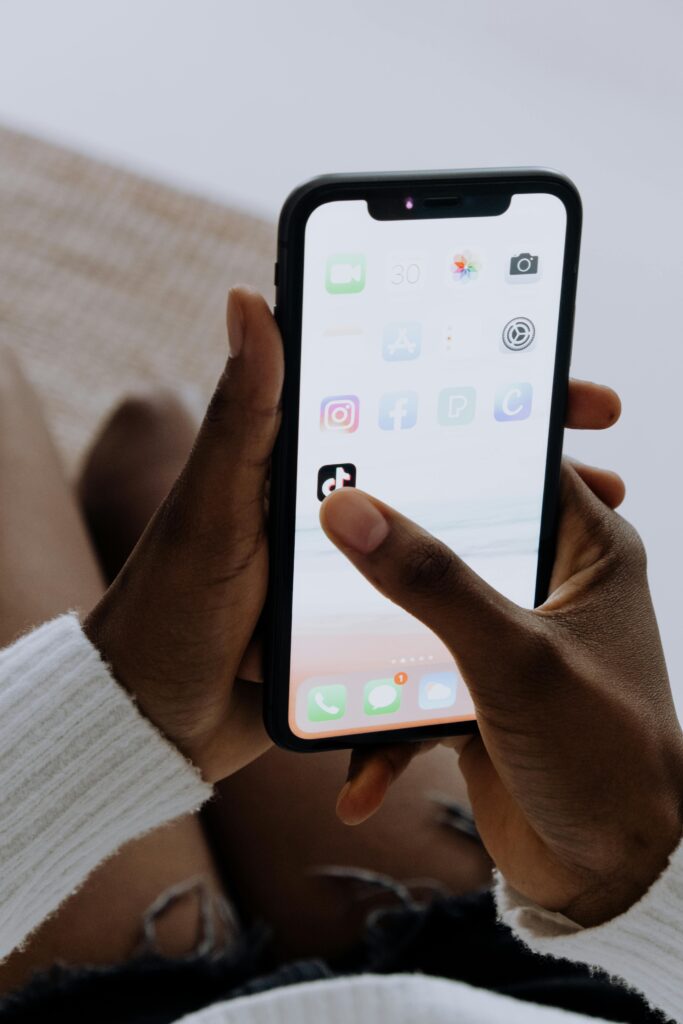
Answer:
[
  {"left": 496, "top": 838, "right": 683, "bottom": 1021},
  {"left": 0, "top": 614, "right": 212, "bottom": 958}
]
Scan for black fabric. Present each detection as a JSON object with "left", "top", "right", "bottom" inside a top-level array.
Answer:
[{"left": 0, "top": 891, "right": 668, "bottom": 1024}]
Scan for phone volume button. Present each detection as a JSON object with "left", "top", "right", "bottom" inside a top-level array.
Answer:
[{"left": 273, "top": 261, "right": 279, "bottom": 286}]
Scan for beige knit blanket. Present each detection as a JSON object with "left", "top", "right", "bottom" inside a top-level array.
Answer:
[{"left": 0, "top": 126, "right": 275, "bottom": 471}]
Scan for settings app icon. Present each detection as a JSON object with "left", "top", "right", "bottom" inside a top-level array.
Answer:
[{"left": 501, "top": 317, "right": 536, "bottom": 352}]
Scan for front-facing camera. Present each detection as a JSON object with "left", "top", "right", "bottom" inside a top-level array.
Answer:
[{"left": 404, "top": 196, "right": 414, "bottom": 210}]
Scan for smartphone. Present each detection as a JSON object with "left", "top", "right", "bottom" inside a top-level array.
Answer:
[{"left": 265, "top": 169, "right": 581, "bottom": 751}]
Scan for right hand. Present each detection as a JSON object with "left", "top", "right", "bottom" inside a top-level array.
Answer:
[{"left": 320, "top": 464, "right": 683, "bottom": 927}]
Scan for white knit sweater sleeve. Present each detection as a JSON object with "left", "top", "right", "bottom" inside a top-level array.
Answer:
[
  {"left": 496, "top": 840, "right": 683, "bottom": 1022},
  {"left": 0, "top": 613, "right": 212, "bottom": 960}
]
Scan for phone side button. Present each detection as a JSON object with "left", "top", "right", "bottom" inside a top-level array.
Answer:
[{"left": 273, "top": 261, "right": 279, "bottom": 286}]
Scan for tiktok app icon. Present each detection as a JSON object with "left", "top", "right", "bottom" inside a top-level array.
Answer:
[{"left": 317, "top": 463, "right": 357, "bottom": 501}]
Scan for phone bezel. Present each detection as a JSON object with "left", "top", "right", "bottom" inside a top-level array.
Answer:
[{"left": 265, "top": 169, "right": 582, "bottom": 752}]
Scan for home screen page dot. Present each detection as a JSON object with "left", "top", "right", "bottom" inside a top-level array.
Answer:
[{"left": 290, "top": 193, "right": 567, "bottom": 738}]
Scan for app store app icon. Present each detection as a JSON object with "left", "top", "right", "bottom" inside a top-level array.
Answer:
[{"left": 382, "top": 322, "right": 421, "bottom": 361}]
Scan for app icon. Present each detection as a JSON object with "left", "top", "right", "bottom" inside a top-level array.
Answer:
[
  {"left": 437, "top": 387, "right": 476, "bottom": 426},
  {"left": 382, "top": 322, "right": 421, "bottom": 361},
  {"left": 378, "top": 391, "right": 417, "bottom": 431},
  {"left": 308, "top": 684, "right": 347, "bottom": 722},
  {"left": 387, "top": 254, "right": 424, "bottom": 290},
  {"left": 501, "top": 317, "right": 536, "bottom": 352},
  {"left": 325, "top": 254, "right": 366, "bottom": 294},
  {"left": 364, "top": 679, "right": 401, "bottom": 715},
  {"left": 320, "top": 395, "right": 359, "bottom": 432},
  {"left": 317, "top": 463, "right": 357, "bottom": 501},
  {"left": 495, "top": 383, "right": 533, "bottom": 421},
  {"left": 507, "top": 252, "right": 540, "bottom": 281},
  {"left": 449, "top": 250, "right": 480, "bottom": 283},
  {"left": 419, "top": 672, "right": 457, "bottom": 710}
]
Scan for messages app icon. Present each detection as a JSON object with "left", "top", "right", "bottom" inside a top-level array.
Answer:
[
  {"left": 326, "top": 254, "right": 366, "bottom": 293},
  {"left": 364, "top": 679, "right": 401, "bottom": 715}
]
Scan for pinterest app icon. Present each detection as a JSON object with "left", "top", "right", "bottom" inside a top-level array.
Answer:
[{"left": 320, "top": 395, "right": 359, "bottom": 433}]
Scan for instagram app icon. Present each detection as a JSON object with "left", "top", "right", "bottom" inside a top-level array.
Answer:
[{"left": 320, "top": 395, "right": 359, "bottom": 433}]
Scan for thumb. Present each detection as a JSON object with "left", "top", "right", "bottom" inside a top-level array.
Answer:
[
  {"left": 319, "top": 488, "right": 522, "bottom": 680},
  {"left": 168, "top": 287, "right": 283, "bottom": 563}
]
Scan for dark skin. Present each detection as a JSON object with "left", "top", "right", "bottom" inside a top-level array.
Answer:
[
  {"left": 85, "top": 286, "right": 683, "bottom": 936},
  {"left": 323, "top": 469, "right": 683, "bottom": 926},
  {"left": 0, "top": 289, "right": 645, "bottom": 993}
]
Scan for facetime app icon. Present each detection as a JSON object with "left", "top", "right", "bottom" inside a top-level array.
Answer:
[{"left": 325, "top": 254, "right": 366, "bottom": 294}]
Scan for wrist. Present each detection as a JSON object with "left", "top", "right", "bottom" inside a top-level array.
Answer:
[{"left": 565, "top": 787, "right": 683, "bottom": 927}]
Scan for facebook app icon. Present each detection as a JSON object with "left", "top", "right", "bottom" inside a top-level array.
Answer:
[{"left": 378, "top": 391, "right": 418, "bottom": 431}]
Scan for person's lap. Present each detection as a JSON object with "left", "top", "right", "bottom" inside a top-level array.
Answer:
[{"left": 0, "top": 347, "right": 490, "bottom": 993}]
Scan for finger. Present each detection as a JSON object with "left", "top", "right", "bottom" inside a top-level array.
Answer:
[
  {"left": 320, "top": 488, "right": 522, "bottom": 679},
  {"left": 544, "top": 461, "right": 621, "bottom": 599},
  {"left": 567, "top": 458, "right": 626, "bottom": 509},
  {"left": 566, "top": 380, "right": 621, "bottom": 430},
  {"left": 336, "top": 743, "right": 428, "bottom": 825},
  {"left": 169, "top": 288, "right": 283, "bottom": 558}
]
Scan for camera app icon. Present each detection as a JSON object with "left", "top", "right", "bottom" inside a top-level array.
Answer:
[
  {"left": 507, "top": 252, "right": 540, "bottom": 282},
  {"left": 320, "top": 395, "right": 359, "bottom": 433}
]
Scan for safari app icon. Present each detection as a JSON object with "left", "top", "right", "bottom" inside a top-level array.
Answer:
[{"left": 325, "top": 254, "right": 366, "bottom": 294}]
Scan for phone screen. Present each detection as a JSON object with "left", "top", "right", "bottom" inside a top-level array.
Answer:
[{"left": 287, "top": 192, "right": 568, "bottom": 739}]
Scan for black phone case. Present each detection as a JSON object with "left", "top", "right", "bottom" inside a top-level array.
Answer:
[{"left": 264, "top": 169, "right": 582, "bottom": 752}]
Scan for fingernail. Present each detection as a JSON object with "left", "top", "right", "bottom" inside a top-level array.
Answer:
[
  {"left": 227, "top": 289, "right": 245, "bottom": 358},
  {"left": 323, "top": 490, "right": 389, "bottom": 554},
  {"left": 336, "top": 781, "right": 366, "bottom": 826}
]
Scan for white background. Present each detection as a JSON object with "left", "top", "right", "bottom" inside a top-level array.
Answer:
[{"left": 1, "top": 0, "right": 682, "bottom": 701}]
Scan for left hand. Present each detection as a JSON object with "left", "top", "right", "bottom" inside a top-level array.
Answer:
[{"left": 84, "top": 287, "right": 283, "bottom": 783}]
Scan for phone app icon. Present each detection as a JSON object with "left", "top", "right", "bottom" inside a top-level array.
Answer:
[
  {"left": 495, "top": 383, "right": 533, "bottom": 421},
  {"left": 419, "top": 672, "right": 457, "bottom": 710},
  {"left": 325, "top": 254, "right": 366, "bottom": 294},
  {"left": 449, "top": 250, "right": 480, "bottom": 283},
  {"left": 308, "top": 684, "right": 347, "bottom": 722},
  {"left": 364, "top": 679, "right": 402, "bottom": 716},
  {"left": 382, "top": 322, "right": 421, "bottom": 361},
  {"left": 378, "top": 391, "right": 417, "bottom": 431},
  {"left": 317, "top": 463, "right": 356, "bottom": 501},
  {"left": 501, "top": 317, "right": 536, "bottom": 352},
  {"left": 437, "top": 387, "right": 476, "bottom": 426},
  {"left": 320, "top": 395, "right": 359, "bottom": 433},
  {"left": 507, "top": 252, "right": 540, "bottom": 282}
]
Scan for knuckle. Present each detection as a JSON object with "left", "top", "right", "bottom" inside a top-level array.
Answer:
[
  {"left": 616, "top": 517, "right": 647, "bottom": 571},
  {"left": 401, "top": 535, "right": 458, "bottom": 599}
]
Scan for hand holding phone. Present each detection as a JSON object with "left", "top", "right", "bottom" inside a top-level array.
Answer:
[
  {"left": 322, "top": 462, "right": 683, "bottom": 930},
  {"left": 266, "top": 169, "right": 583, "bottom": 749}
]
